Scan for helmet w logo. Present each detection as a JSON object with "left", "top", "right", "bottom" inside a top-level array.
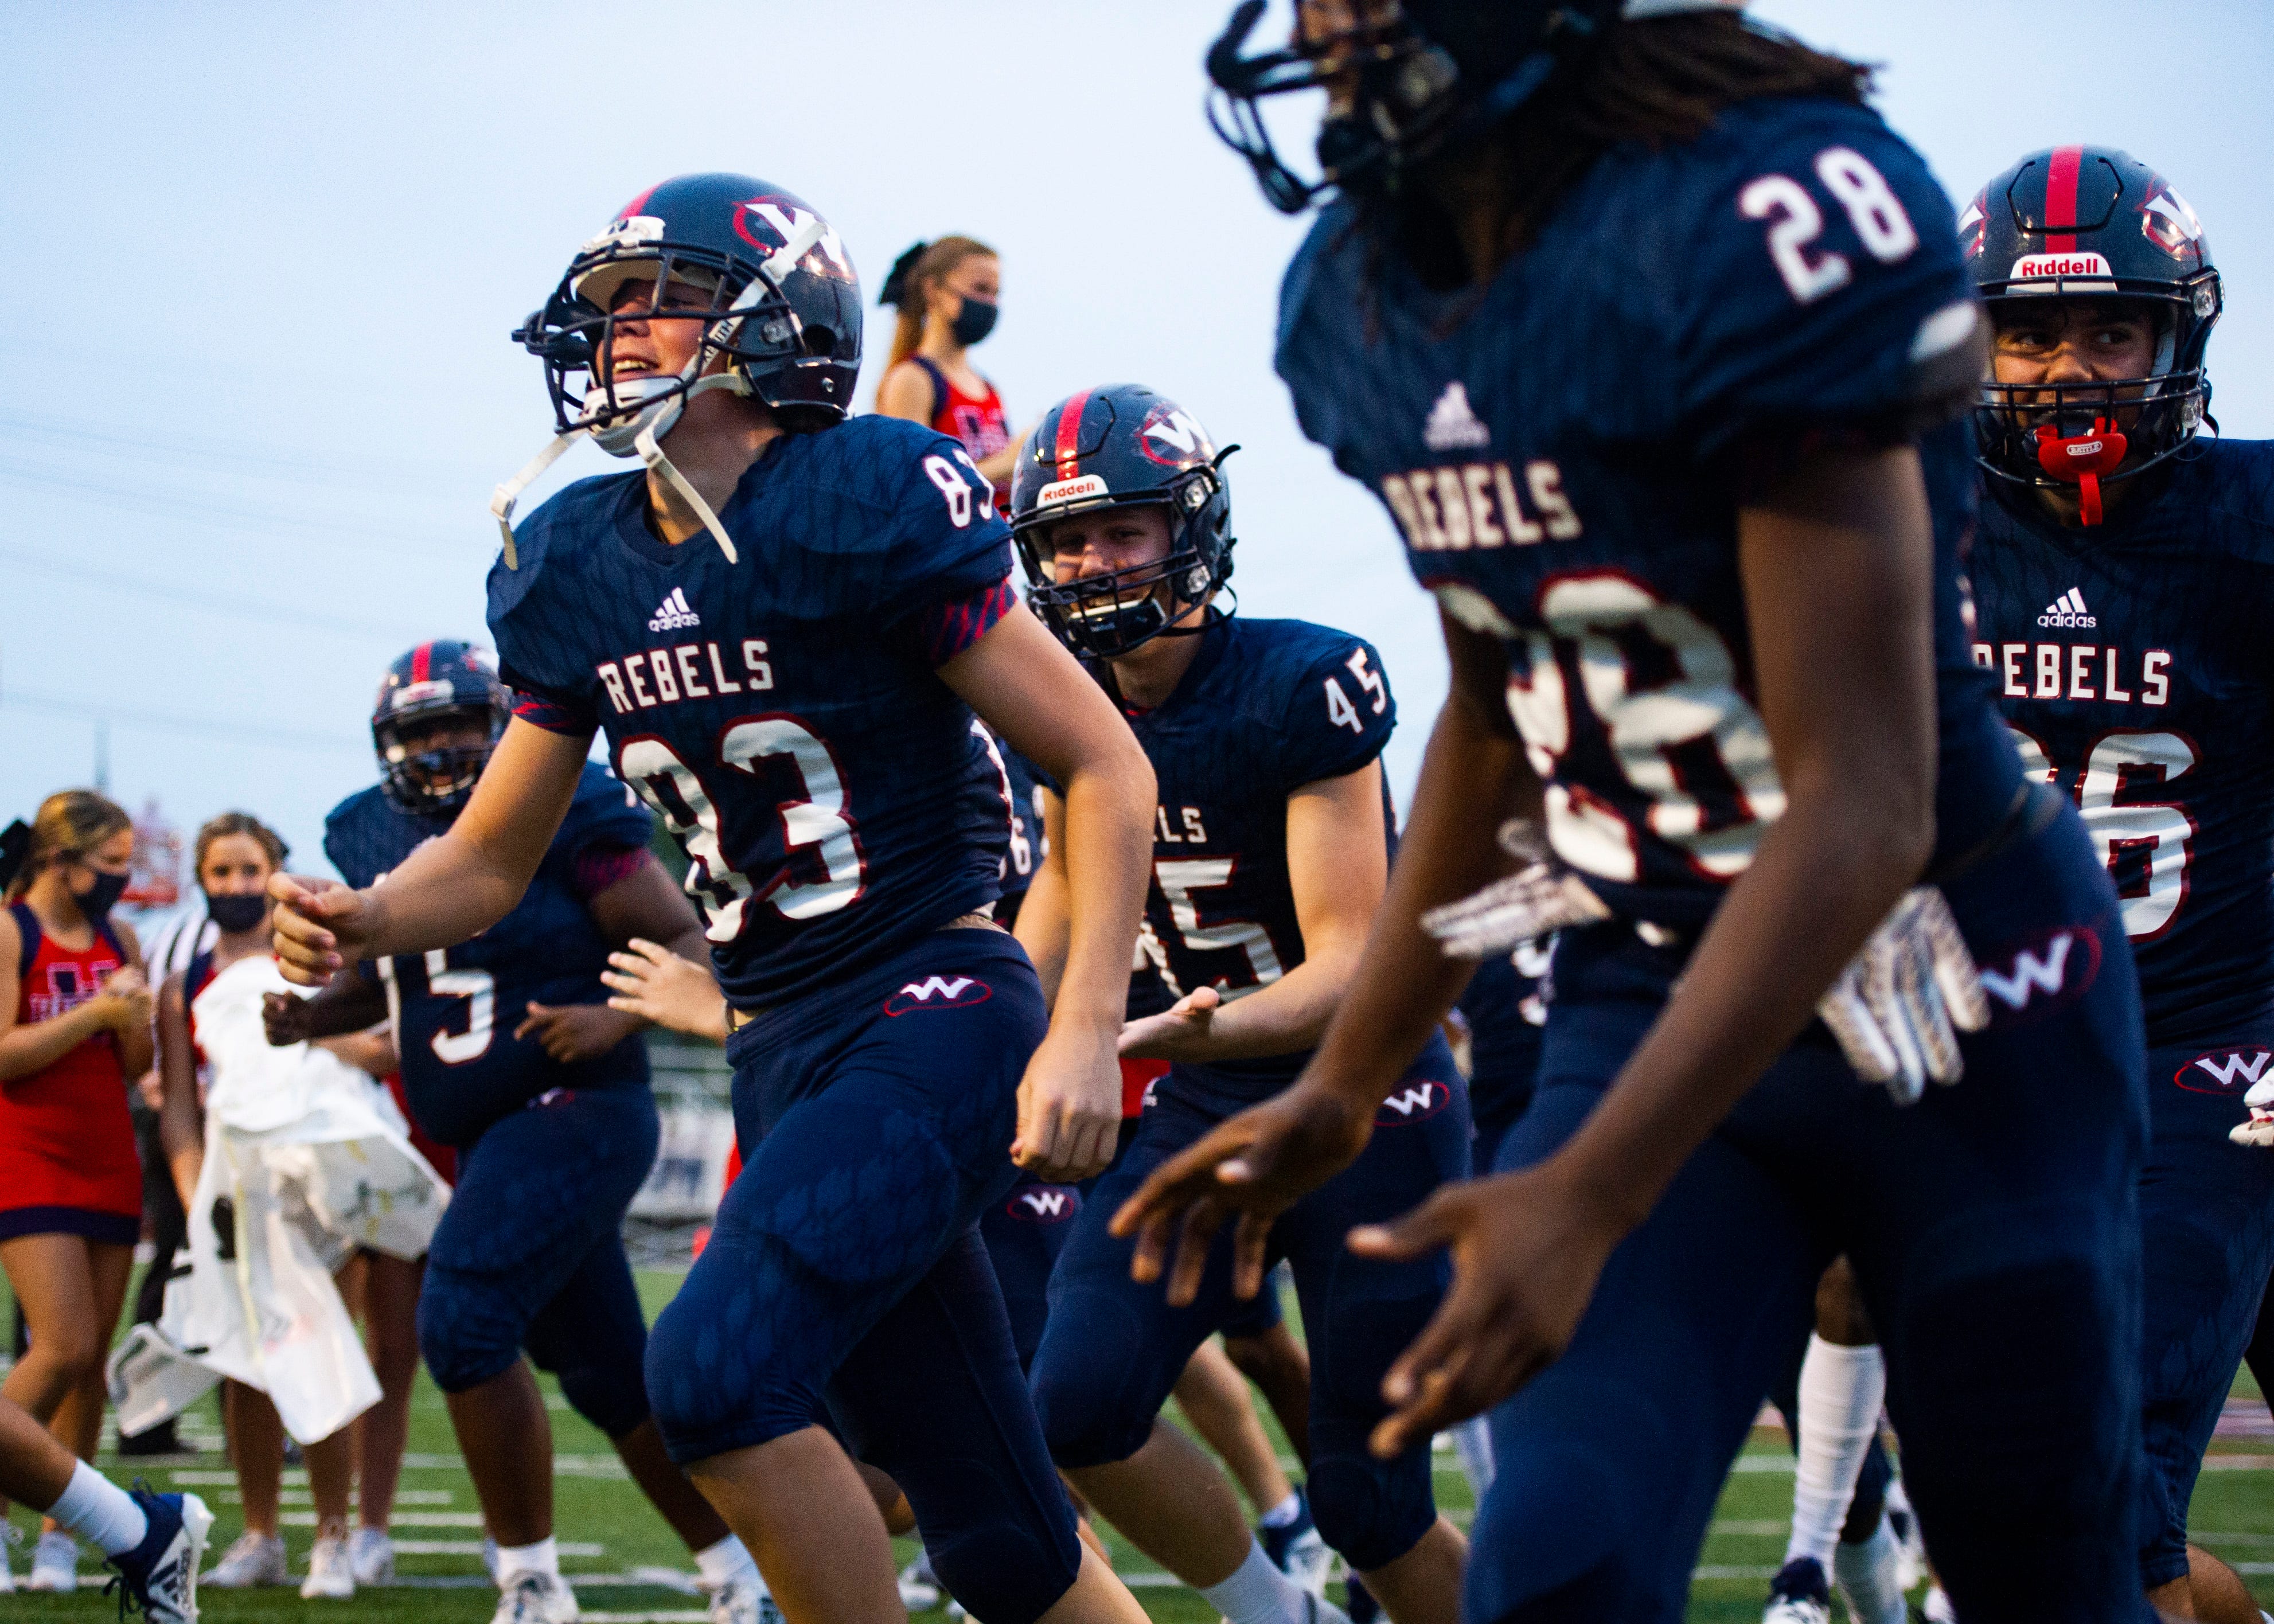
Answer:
[
  {"left": 882, "top": 975, "right": 994, "bottom": 1016},
  {"left": 1374, "top": 1079, "right": 1449, "bottom": 1125}
]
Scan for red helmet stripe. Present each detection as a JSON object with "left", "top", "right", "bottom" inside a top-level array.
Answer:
[
  {"left": 1054, "top": 390, "right": 1092, "bottom": 481},
  {"left": 2042, "top": 145, "right": 2084, "bottom": 253},
  {"left": 411, "top": 642, "right": 434, "bottom": 684},
  {"left": 617, "top": 184, "right": 660, "bottom": 221}
]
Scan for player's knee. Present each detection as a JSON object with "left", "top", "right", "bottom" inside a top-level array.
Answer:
[
  {"left": 1308, "top": 1432, "right": 1434, "bottom": 1574},
  {"left": 926, "top": 1498, "right": 1082, "bottom": 1624},
  {"left": 415, "top": 1274, "right": 522, "bottom": 1395},
  {"left": 549, "top": 1350, "right": 651, "bottom": 1439},
  {"left": 1464, "top": 1445, "right": 1652, "bottom": 1621},
  {"left": 1028, "top": 1345, "right": 1152, "bottom": 1468},
  {"left": 642, "top": 1273, "right": 823, "bottom": 1459}
]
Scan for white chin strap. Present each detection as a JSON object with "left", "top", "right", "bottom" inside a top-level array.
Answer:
[{"left": 490, "top": 215, "right": 828, "bottom": 570}]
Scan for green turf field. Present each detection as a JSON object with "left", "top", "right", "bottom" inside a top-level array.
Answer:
[{"left": 6, "top": 1268, "right": 2270, "bottom": 1621}]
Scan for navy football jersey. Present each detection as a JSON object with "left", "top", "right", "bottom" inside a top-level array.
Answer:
[
  {"left": 1121, "top": 615, "right": 1397, "bottom": 1094},
  {"left": 1276, "top": 97, "right": 2019, "bottom": 930},
  {"left": 992, "top": 731, "right": 1044, "bottom": 907},
  {"left": 325, "top": 762, "right": 654, "bottom": 1146},
  {"left": 1457, "top": 939, "right": 1549, "bottom": 1137},
  {"left": 489, "top": 416, "right": 1015, "bottom": 1009},
  {"left": 1969, "top": 439, "right": 2274, "bottom": 1045}
]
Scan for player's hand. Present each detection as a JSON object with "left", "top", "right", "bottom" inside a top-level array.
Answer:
[
  {"left": 2232, "top": 1078, "right": 2274, "bottom": 1148},
  {"left": 267, "top": 873, "right": 372, "bottom": 985},
  {"left": 1013, "top": 1018, "right": 1121, "bottom": 1183},
  {"left": 93, "top": 967, "right": 152, "bottom": 1033},
  {"left": 1815, "top": 885, "right": 1989, "bottom": 1105},
  {"left": 1111, "top": 1076, "right": 1371, "bottom": 1306},
  {"left": 1118, "top": 985, "right": 1222, "bottom": 1063},
  {"left": 1345, "top": 1157, "right": 1625, "bottom": 1458},
  {"left": 262, "top": 990, "right": 315, "bottom": 1048},
  {"left": 602, "top": 939, "right": 727, "bottom": 1043},
  {"left": 515, "top": 1001, "right": 641, "bottom": 1064}
]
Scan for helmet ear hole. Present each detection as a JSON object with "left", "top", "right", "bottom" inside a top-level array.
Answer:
[{"left": 800, "top": 325, "right": 838, "bottom": 357}]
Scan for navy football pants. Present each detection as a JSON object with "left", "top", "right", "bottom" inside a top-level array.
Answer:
[
  {"left": 646, "top": 930, "right": 1081, "bottom": 1624},
  {"left": 418, "top": 1085, "right": 658, "bottom": 1439},
  {"left": 1031, "top": 1044, "right": 1469, "bottom": 1574},
  {"left": 1465, "top": 803, "right": 2151, "bottom": 1624},
  {"left": 981, "top": 1175, "right": 1084, "bottom": 1373},
  {"left": 2134, "top": 1029, "right": 2274, "bottom": 1587}
]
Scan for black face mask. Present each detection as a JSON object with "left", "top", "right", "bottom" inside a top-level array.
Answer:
[
  {"left": 205, "top": 891, "right": 270, "bottom": 934},
  {"left": 951, "top": 298, "right": 998, "bottom": 348},
  {"left": 73, "top": 868, "right": 130, "bottom": 924}
]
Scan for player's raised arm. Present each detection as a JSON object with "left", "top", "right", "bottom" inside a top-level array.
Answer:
[
  {"left": 268, "top": 717, "right": 587, "bottom": 982},
  {"left": 942, "top": 602, "right": 1155, "bottom": 1184}
]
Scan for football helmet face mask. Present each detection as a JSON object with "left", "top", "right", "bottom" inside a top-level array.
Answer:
[
  {"left": 371, "top": 641, "right": 510, "bottom": 817},
  {"left": 493, "top": 174, "right": 863, "bottom": 566},
  {"left": 1009, "top": 386, "right": 1237, "bottom": 662},
  {"left": 1206, "top": 0, "right": 1733, "bottom": 212},
  {"left": 1965, "top": 146, "right": 2221, "bottom": 523}
]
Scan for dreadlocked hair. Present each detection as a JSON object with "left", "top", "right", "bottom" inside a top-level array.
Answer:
[{"left": 1390, "top": 13, "right": 1873, "bottom": 288}]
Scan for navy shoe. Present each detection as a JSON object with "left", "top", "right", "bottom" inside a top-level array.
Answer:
[
  {"left": 1344, "top": 1575, "right": 1380, "bottom": 1624},
  {"left": 106, "top": 1486, "right": 212, "bottom": 1624},
  {"left": 1259, "top": 1488, "right": 1332, "bottom": 1595},
  {"left": 1762, "top": 1556, "right": 1832, "bottom": 1624}
]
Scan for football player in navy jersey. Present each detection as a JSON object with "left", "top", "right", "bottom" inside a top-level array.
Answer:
[
  {"left": 269, "top": 175, "right": 1156, "bottom": 1624},
  {"left": 1961, "top": 147, "right": 2272, "bottom": 1623},
  {"left": 1114, "top": 6, "right": 2158, "bottom": 1619},
  {"left": 1009, "top": 384, "right": 1471, "bottom": 1624},
  {"left": 270, "top": 642, "right": 770, "bottom": 1624}
]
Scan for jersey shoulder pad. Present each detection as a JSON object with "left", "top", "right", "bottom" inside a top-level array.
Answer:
[
  {"left": 322, "top": 784, "right": 401, "bottom": 889},
  {"left": 1238, "top": 618, "right": 1396, "bottom": 787},
  {"left": 556, "top": 762, "right": 654, "bottom": 856},
  {"left": 1671, "top": 97, "right": 1979, "bottom": 461},
  {"left": 1274, "top": 203, "right": 1369, "bottom": 466},
  {"left": 769, "top": 419, "right": 1012, "bottom": 614},
  {"left": 489, "top": 471, "right": 643, "bottom": 698},
  {"left": 2191, "top": 439, "right": 2274, "bottom": 553}
]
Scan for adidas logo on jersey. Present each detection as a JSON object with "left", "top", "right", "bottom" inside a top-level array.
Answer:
[
  {"left": 648, "top": 588, "right": 700, "bottom": 632},
  {"left": 1422, "top": 382, "right": 1491, "bottom": 451},
  {"left": 2037, "top": 588, "right": 2095, "bottom": 628}
]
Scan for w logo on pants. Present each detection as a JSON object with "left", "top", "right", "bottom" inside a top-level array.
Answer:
[
  {"left": 883, "top": 975, "right": 994, "bottom": 1016},
  {"left": 1374, "top": 1079, "right": 1450, "bottom": 1126},
  {"left": 2177, "top": 1048, "right": 2274, "bottom": 1096},
  {"left": 1979, "top": 926, "right": 2102, "bottom": 1026},
  {"left": 1008, "top": 1186, "right": 1079, "bottom": 1224}
]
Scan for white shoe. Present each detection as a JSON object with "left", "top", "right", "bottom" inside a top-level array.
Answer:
[
  {"left": 898, "top": 1553, "right": 941, "bottom": 1611},
  {"left": 1832, "top": 1515, "right": 1909, "bottom": 1624},
  {"left": 484, "top": 1536, "right": 502, "bottom": 1582},
  {"left": 1278, "top": 1525, "right": 1334, "bottom": 1599},
  {"left": 350, "top": 1528, "right": 396, "bottom": 1586},
  {"left": 1762, "top": 1556, "right": 1831, "bottom": 1624},
  {"left": 28, "top": 1530, "right": 81, "bottom": 1591},
  {"left": 206, "top": 1531, "right": 288, "bottom": 1588},
  {"left": 0, "top": 1525, "right": 16, "bottom": 1594},
  {"left": 493, "top": 1570, "right": 582, "bottom": 1624},
  {"left": 1884, "top": 1477, "right": 1926, "bottom": 1593},
  {"left": 704, "top": 1571, "right": 781, "bottom": 1624},
  {"left": 300, "top": 1533, "right": 356, "bottom": 1599}
]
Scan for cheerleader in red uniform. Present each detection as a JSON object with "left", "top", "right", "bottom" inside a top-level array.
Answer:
[
  {"left": 875, "top": 235, "right": 1017, "bottom": 505},
  {"left": 0, "top": 790, "right": 153, "bottom": 1592}
]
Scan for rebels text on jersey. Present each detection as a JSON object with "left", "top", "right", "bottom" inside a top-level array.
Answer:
[
  {"left": 1970, "top": 439, "right": 2274, "bottom": 1044},
  {"left": 1123, "top": 615, "right": 1397, "bottom": 1096},
  {"left": 488, "top": 417, "right": 1016, "bottom": 1009},
  {"left": 326, "top": 762, "right": 654, "bottom": 1146},
  {"left": 1275, "top": 97, "right": 2019, "bottom": 930}
]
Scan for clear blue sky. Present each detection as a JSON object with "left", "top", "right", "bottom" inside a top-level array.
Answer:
[{"left": 4, "top": 0, "right": 2268, "bottom": 885}]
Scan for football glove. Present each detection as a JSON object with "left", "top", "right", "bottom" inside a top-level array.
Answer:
[
  {"left": 1421, "top": 820, "right": 1610, "bottom": 960},
  {"left": 2228, "top": 1083, "right": 2274, "bottom": 1149},
  {"left": 1817, "top": 886, "right": 1990, "bottom": 1106}
]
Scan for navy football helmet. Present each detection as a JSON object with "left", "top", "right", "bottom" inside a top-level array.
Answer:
[
  {"left": 1208, "top": 0, "right": 1734, "bottom": 212},
  {"left": 1965, "top": 147, "right": 2221, "bottom": 522},
  {"left": 1009, "top": 386, "right": 1236, "bottom": 661},
  {"left": 494, "top": 174, "right": 861, "bottom": 565},
  {"left": 371, "top": 641, "right": 509, "bottom": 815}
]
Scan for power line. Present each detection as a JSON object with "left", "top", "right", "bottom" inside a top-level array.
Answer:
[
  {"left": 0, "top": 546, "right": 443, "bottom": 642},
  {"left": 0, "top": 689, "right": 364, "bottom": 756}
]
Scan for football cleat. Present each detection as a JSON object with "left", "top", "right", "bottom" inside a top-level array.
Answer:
[
  {"left": 897, "top": 1551, "right": 941, "bottom": 1611},
  {"left": 104, "top": 1489, "right": 213, "bottom": 1624},
  {"left": 28, "top": 1529, "right": 81, "bottom": 1591},
  {"left": 349, "top": 1528, "right": 396, "bottom": 1587},
  {"left": 1883, "top": 1477, "right": 1926, "bottom": 1593},
  {"left": 1259, "top": 1488, "right": 1333, "bottom": 1598},
  {"left": 299, "top": 1533, "right": 356, "bottom": 1600},
  {"left": 1762, "top": 1556, "right": 1832, "bottom": 1624},
  {"left": 702, "top": 1571, "right": 779, "bottom": 1624},
  {"left": 204, "top": 1531, "right": 288, "bottom": 1589},
  {"left": 1832, "top": 1514, "right": 1911, "bottom": 1624},
  {"left": 492, "top": 1570, "right": 582, "bottom": 1624}
]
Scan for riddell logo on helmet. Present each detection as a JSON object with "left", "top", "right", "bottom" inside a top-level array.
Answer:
[
  {"left": 1039, "top": 475, "right": 1108, "bottom": 507},
  {"left": 2010, "top": 252, "right": 2115, "bottom": 280}
]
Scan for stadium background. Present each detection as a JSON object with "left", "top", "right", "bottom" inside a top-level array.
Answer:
[{"left": 3, "top": 1, "right": 2273, "bottom": 1618}]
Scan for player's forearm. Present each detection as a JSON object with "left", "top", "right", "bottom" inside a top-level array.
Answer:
[
  {"left": 296, "top": 975, "right": 390, "bottom": 1040},
  {"left": 1299, "top": 694, "right": 1531, "bottom": 1110},
  {"left": 1175, "top": 948, "right": 1361, "bottom": 1061},
  {"left": 1011, "top": 866, "right": 1073, "bottom": 1008},
  {"left": 1552, "top": 776, "right": 1925, "bottom": 1235},
  {"left": 1050, "top": 751, "right": 1156, "bottom": 1032},
  {"left": 358, "top": 830, "right": 530, "bottom": 962}
]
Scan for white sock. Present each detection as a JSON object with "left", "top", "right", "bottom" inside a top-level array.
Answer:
[
  {"left": 46, "top": 1462, "right": 148, "bottom": 1557},
  {"left": 1201, "top": 1539, "right": 1307, "bottom": 1624},
  {"left": 1451, "top": 1415, "right": 1496, "bottom": 1498},
  {"left": 692, "top": 1535, "right": 763, "bottom": 1591},
  {"left": 1784, "top": 1336, "right": 1886, "bottom": 1569},
  {"left": 495, "top": 1537, "right": 560, "bottom": 1587},
  {"left": 1258, "top": 1492, "right": 1303, "bottom": 1531}
]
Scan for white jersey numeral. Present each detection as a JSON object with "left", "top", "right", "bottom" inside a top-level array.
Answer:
[
  {"left": 1154, "top": 858, "right": 1284, "bottom": 996},
  {"left": 2008, "top": 726, "right": 2196, "bottom": 940},
  {"left": 925, "top": 454, "right": 976, "bottom": 528},
  {"left": 1504, "top": 573, "right": 1784, "bottom": 885},
  {"left": 423, "top": 950, "right": 494, "bottom": 1065},
  {"left": 1741, "top": 148, "right": 1917, "bottom": 305}
]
